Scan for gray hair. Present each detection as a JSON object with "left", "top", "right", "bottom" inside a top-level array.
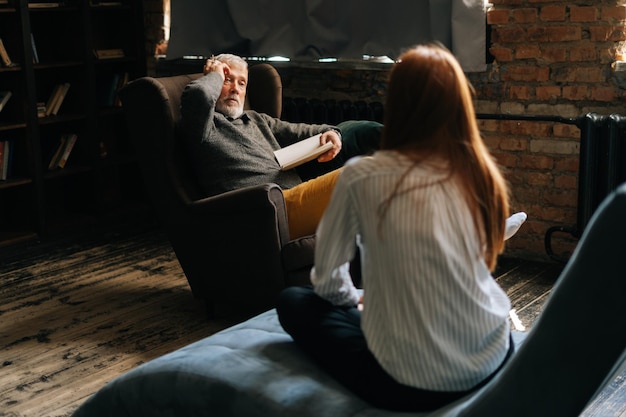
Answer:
[{"left": 215, "top": 53, "right": 248, "bottom": 70}]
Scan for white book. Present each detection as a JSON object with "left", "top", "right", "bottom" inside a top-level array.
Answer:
[{"left": 273, "top": 134, "right": 333, "bottom": 171}]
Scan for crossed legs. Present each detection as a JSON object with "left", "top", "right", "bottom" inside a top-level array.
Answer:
[{"left": 276, "top": 286, "right": 475, "bottom": 412}]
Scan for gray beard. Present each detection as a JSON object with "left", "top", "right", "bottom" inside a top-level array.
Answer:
[{"left": 216, "top": 102, "right": 244, "bottom": 118}]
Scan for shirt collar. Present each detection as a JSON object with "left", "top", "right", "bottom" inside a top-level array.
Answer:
[{"left": 226, "top": 112, "right": 250, "bottom": 122}]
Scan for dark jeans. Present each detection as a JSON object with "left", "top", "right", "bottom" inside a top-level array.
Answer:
[{"left": 276, "top": 286, "right": 514, "bottom": 412}]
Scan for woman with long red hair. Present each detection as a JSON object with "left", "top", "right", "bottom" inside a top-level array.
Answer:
[{"left": 277, "top": 43, "right": 526, "bottom": 412}]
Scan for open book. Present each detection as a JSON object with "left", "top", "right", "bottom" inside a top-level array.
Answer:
[{"left": 274, "top": 134, "right": 334, "bottom": 171}]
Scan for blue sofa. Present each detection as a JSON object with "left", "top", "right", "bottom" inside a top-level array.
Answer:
[{"left": 72, "top": 183, "right": 626, "bottom": 417}]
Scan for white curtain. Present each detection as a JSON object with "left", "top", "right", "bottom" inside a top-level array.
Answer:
[{"left": 167, "top": 0, "right": 486, "bottom": 72}]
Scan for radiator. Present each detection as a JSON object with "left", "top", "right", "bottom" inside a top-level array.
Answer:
[
  {"left": 282, "top": 97, "right": 384, "bottom": 125},
  {"left": 545, "top": 113, "right": 626, "bottom": 261}
]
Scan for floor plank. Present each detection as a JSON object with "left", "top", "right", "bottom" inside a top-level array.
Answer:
[{"left": 0, "top": 220, "right": 243, "bottom": 417}]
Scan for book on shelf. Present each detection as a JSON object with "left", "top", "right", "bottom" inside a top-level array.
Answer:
[
  {"left": 48, "top": 135, "right": 66, "bottom": 170},
  {"left": 50, "top": 82, "right": 70, "bottom": 115},
  {"left": 0, "top": 38, "right": 13, "bottom": 67},
  {"left": 97, "top": 72, "right": 128, "bottom": 107},
  {"left": 42, "top": 85, "right": 60, "bottom": 117},
  {"left": 48, "top": 133, "right": 77, "bottom": 170},
  {"left": 28, "top": 1, "right": 63, "bottom": 8},
  {"left": 0, "top": 140, "right": 12, "bottom": 180},
  {"left": 43, "top": 83, "right": 70, "bottom": 117},
  {"left": 57, "top": 133, "right": 77, "bottom": 168},
  {"left": 114, "top": 72, "right": 129, "bottom": 106},
  {"left": 273, "top": 133, "right": 334, "bottom": 171},
  {"left": 0, "top": 141, "right": 4, "bottom": 179},
  {"left": 36, "top": 101, "right": 46, "bottom": 118},
  {"left": 91, "top": 1, "right": 123, "bottom": 6},
  {"left": 0, "top": 90, "right": 11, "bottom": 112},
  {"left": 98, "top": 73, "right": 119, "bottom": 107},
  {"left": 30, "top": 33, "right": 39, "bottom": 64},
  {"left": 1, "top": 140, "right": 10, "bottom": 180},
  {"left": 93, "top": 48, "right": 125, "bottom": 59}
]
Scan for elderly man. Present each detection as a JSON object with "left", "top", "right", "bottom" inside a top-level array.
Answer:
[{"left": 180, "top": 53, "right": 381, "bottom": 239}]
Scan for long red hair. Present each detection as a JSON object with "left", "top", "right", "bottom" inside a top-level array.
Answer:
[{"left": 381, "top": 44, "right": 509, "bottom": 270}]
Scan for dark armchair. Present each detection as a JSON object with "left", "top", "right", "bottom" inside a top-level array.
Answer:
[{"left": 119, "top": 64, "right": 315, "bottom": 317}]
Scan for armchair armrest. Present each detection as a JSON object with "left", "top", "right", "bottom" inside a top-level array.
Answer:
[
  {"left": 190, "top": 183, "right": 285, "bottom": 216},
  {"left": 167, "top": 183, "right": 293, "bottom": 315},
  {"left": 185, "top": 183, "right": 289, "bottom": 250}
]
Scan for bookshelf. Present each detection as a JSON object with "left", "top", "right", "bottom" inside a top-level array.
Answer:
[{"left": 0, "top": 0, "right": 147, "bottom": 246}]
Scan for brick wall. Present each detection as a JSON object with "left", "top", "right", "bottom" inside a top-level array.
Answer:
[
  {"left": 143, "top": 0, "right": 626, "bottom": 262},
  {"left": 472, "top": 0, "right": 626, "bottom": 260}
]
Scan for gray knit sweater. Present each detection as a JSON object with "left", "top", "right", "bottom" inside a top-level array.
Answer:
[{"left": 180, "top": 73, "right": 336, "bottom": 196}]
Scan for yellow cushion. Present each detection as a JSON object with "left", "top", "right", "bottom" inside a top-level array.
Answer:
[{"left": 283, "top": 169, "right": 342, "bottom": 239}]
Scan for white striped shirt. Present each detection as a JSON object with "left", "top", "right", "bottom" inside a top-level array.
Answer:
[{"left": 311, "top": 151, "right": 511, "bottom": 391}]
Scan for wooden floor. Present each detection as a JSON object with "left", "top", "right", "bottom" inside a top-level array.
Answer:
[{"left": 0, "top": 217, "right": 624, "bottom": 416}]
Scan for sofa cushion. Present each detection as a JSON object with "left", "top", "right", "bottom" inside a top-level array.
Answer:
[{"left": 72, "top": 308, "right": 528, "bottom": 417}]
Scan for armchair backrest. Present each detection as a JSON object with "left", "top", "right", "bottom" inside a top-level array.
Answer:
[
  {"left": 118, "top": 63, "right": 283, "bottom": 225},
  {"left": 119, "top": 74, "right": 200, "bottom": 225},
  {"left": 245, "top": 63, "right": 283, "bottom": 118}
]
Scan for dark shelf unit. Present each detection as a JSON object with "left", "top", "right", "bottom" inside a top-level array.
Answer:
[{"left": 0, "top": 0, "right": 147, "bottom": 246}]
